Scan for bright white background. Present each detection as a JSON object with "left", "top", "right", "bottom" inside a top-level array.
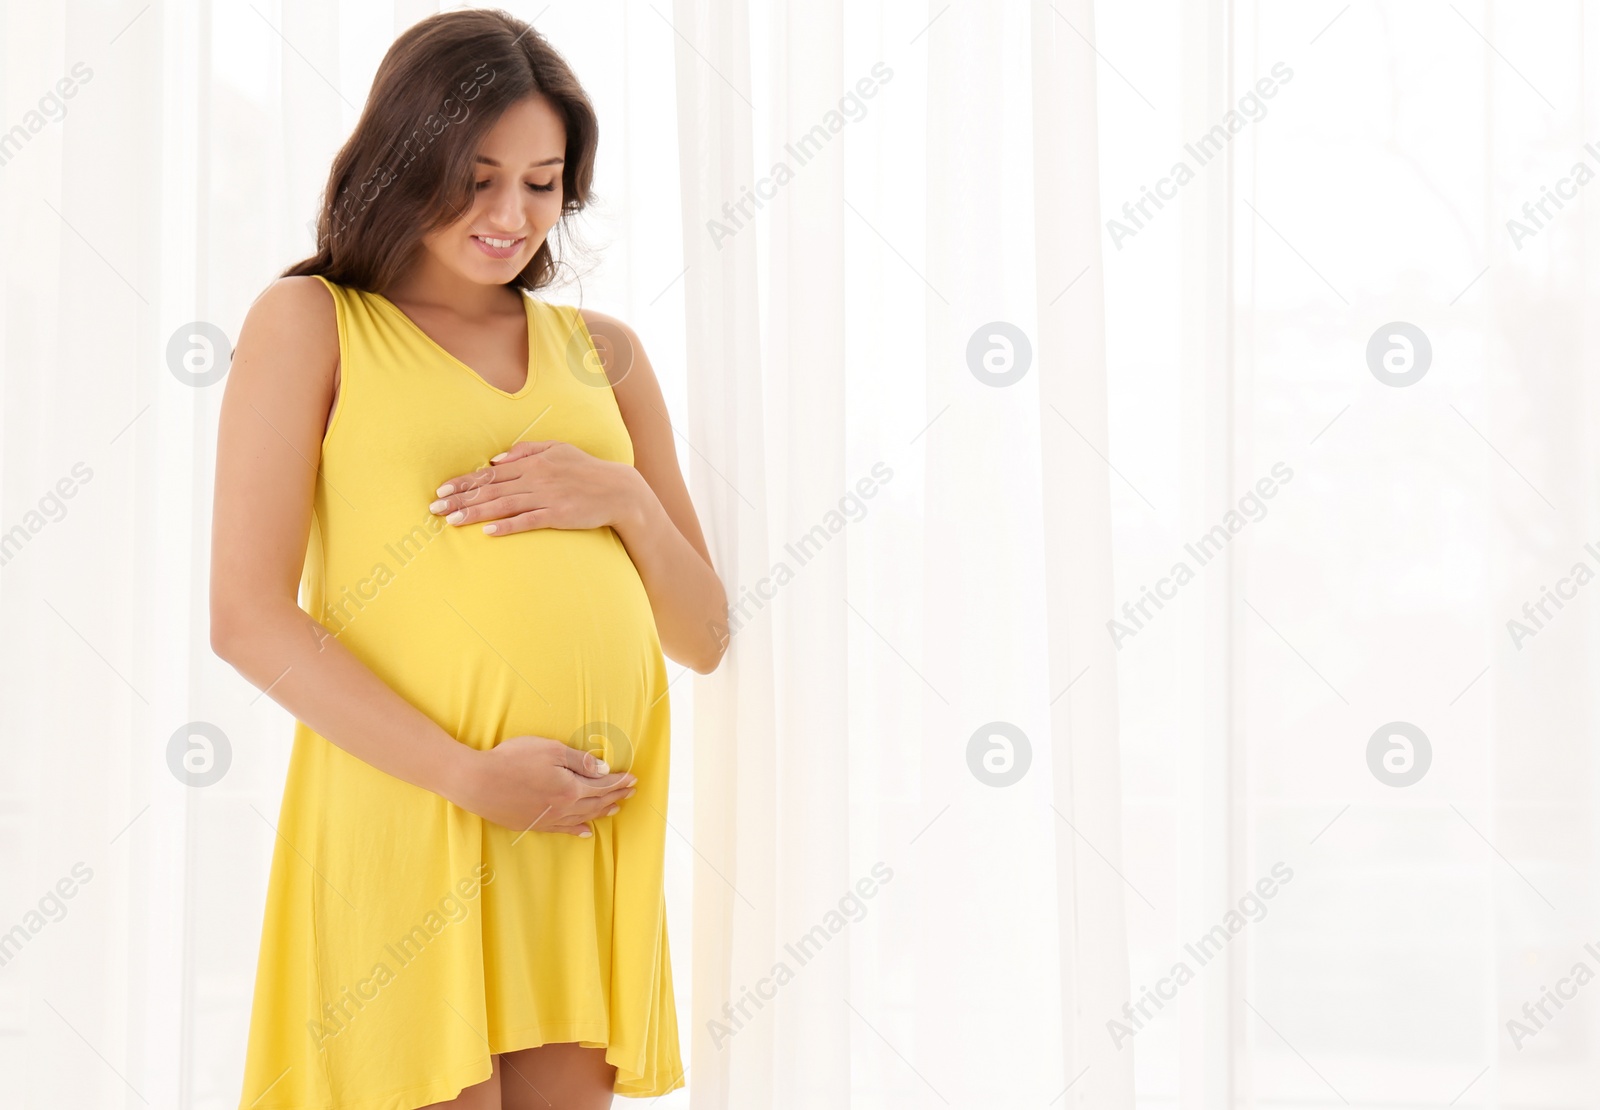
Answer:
[{"left": 0, "top": 0, "right": 1592, "bottom": 1107}]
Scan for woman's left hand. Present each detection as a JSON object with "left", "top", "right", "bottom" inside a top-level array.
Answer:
[{"left": 429, "top": 440, "right": 637, "bottom": 535}]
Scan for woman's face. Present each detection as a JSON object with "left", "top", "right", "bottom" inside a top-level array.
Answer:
[{"left": 421, "top": 94, "right": 567, "bottom": 284}]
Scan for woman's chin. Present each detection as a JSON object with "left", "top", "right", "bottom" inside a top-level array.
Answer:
[{"left": 452, "top": 255, "right": 524, "bottom": 283}]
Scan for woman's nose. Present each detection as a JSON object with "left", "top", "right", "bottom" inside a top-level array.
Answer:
[{"left": 485, "top": 183, "right": 524, "bottom": 231}]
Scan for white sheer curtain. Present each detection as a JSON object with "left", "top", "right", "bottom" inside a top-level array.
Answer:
[
  {"left": 671, "top": 0, "right": 1128, "bottom": 1104},
  {"left": 1098, "top": 1, "right": 1600, "bottom": 1105},
  {"left": 9, "top": 0, "right": 1592, "bottom": 1108}
]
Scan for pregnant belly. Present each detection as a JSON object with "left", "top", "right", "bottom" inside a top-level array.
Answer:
[{"left": 321, "top": 521, "right": 661, "bottom": 762}]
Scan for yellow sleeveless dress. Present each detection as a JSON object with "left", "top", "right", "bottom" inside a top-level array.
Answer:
[{"left": 236, "top": 275, "right": 684, "bottom": 1108}]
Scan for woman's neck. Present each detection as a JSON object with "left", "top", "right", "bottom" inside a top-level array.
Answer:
[{"left": 383, "top": 255, "right": 521, "bottom": 318}]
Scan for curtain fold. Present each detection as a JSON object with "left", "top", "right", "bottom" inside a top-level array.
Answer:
[
  {"left": 1031, "top": 1, "right": 1135, "bottom": 1105},
  {"left": 765, "top": 0, "right": 852, "bottom": 1103},
  {"left": 1176, "top": 0, "right": 1238, "bottom": 1104},
  {"left": 666, "top": 0, "right": 780, "bottom": 1105}
]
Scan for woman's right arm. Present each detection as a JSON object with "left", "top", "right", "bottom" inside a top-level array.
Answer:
[{"left": 208, "top": 276, "right": 634, "bottom": 834}]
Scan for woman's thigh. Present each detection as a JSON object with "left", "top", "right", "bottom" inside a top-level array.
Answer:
[
  {"left": 419, "top": 1053, "right": 502, "bottom": 1109},
  {"left": 498, "top": 1042, "right": 616, "bottom": 1110}
]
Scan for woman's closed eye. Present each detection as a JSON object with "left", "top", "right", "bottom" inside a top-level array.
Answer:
[{"left": 473, "top": 179, "right": 558, "bottom": 192}]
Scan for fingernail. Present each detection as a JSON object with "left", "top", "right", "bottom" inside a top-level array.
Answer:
[
  {"left": 578, "top": 827, "right": 592, "bottom": 837},
  {"left": 625, "top": 789, "right": 636, "bottom": 799},
  {"left": 594, "top": 759, "right": 610, "bottom": 775},
  {"left": 436, "top": 483, "right": 454, "bottom": 496},
  {"left": 429, "top": 499, "right": 448, "bottom": 512},
  {"left": 491, "top": 452, "right": 508, "bottom": 462},
  {"left": 446, "top": 510, "right": 465, "bottom": 524},
  {"left": 622, "top": 774, "right": 637, "bottom": 786},
  {"left": 605, "top": 805, "right": 620, "bottom": 816}
]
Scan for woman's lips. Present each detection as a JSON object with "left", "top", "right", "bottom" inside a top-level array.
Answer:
[{"left": 472, "top": 234, "right": 525, "bottom": 260}]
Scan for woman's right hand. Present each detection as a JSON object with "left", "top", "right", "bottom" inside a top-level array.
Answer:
[{"left": 445, "top": 735, "right": 638, "bottom": 836}]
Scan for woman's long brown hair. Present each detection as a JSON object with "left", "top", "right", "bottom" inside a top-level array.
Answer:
[{"left": 281, "top": 8, "right": 597, "bottom": 295}]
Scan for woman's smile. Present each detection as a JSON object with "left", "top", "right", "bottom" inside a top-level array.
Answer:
[{"left": 471, "top": 233, "right": 526, "bottom": 259}]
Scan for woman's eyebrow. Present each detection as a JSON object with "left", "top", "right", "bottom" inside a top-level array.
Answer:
[{"left": 475, "top": 155, "right": 565, "bottom": 168}]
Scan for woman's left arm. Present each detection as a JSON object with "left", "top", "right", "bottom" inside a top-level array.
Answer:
[{"left": 587, "top": 310, "right": 729, "bottom": 674}]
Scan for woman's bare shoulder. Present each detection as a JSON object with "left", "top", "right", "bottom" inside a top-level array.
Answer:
[
  {"left": 574, "top": 306, "right": 644, "bottom": 388},
  {"left": 243, "top": 275, "right": 337, "bottom": 346},
  {"left": 235, "top": 275, "right": 341, "bottom": 383}
]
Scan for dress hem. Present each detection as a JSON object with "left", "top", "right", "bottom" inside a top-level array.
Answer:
[{"left": 242, "top": 1021, "right": 685, "bottom": 1110}]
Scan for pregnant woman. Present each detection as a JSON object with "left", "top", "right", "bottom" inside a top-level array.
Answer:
[{"left": 209, "top": 10, "right": 726, "bottom": 1108}]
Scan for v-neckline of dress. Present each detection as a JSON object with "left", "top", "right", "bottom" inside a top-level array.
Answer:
[{"left": 369, "top": 288, "right": 538, "bottom": 400}]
